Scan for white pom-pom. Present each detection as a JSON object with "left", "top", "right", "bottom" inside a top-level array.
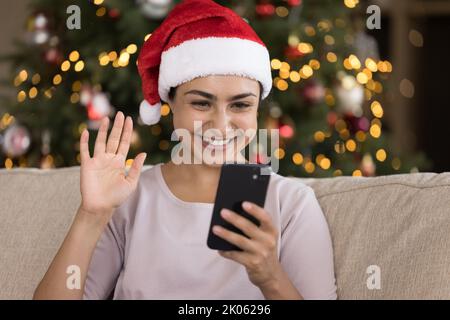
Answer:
[{"left": 139, "top": 99, "right": 161, "bottom": 125}]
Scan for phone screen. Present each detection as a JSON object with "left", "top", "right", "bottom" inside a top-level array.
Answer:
[{"left": 207, "top": 163, "right": 271, "bottom": 251}]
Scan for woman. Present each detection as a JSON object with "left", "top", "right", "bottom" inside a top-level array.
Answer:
[{"left": 33, "top": 0, "right": 337, "bottom": 300}]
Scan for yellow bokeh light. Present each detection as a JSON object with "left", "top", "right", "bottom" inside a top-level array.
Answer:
[
  {"left": 348, "top": 54, "right": 361, "bottom": 69},
  {"left": 96, "top": 7, "right": 106, "bottom": 17},
  {"left": 274, "top": 148, "right": 285, "bottom": 159},
  {"left": 314, "top": 131, "right": 325, "bottom": 142},
  {"left": 298, "top": 42, "right": 313, "bottom": 54},
  {"left": 356, "top": 130, "right": 366, "bottom": 142},
  {"left": 19, "top": 70, "right": 28, "bottom": 82},
  {"left": 352, "top": 169, "right": 362, "bottom": 176},
  {"left": 309, "top": 59, "right": 321, "bottom": 70},
  {"left": 365, "top": 58, "right": 378, "bottom": 72},
  {"left": 326, "top": 52, "right": 337, "bottom": 63},
  {"left": 32, "top": 74, "right": 41, "bottom": 85},
  {"left": 304, "top": 25, "right": 316, "bottom": 36},
  {"left": 346, "top": 139, "right": 356, "bottom": 152},
  {"left": 160, "top": 103, "right": 171, "bottom": 116},
  {"left": 320, "top": 158, "right": 331, "bottom": 170},
  {"left": 99, "top": 52, "right": 110, "bottom": 66},
  {"left": 304, "top": 162, "right": 315, "bottom": 173},
  {"left": 276, "top": 6, "right": 289, "bottom": 18},
  {"left": 371, "top": 101, "right": 384, "bottom": 118},
  {"left": 343, "top": 58, "right": 352, "bottom": 70},
  {"left": 271, "top": 59, "right": 282, "bottom": 70},
  {"left": 53, "top": 74, "right": 62, "bottom": 85},
  {"left": 280, "top": 62, "right": 291, "bottom": 71},
  {"left": 292, "top": 153, "right": 303, "bottom": 165},
  {"left": 376, "top": 149, "right": 387, "bottom": 162},
  {"left": 127, "top": 44, "right": 138, "bottom": 54},
  {"left": 70, "top": 92, "right": 80, "bottom": 104},
  {"left": 74, "top": 61, "right": 85, "bottom": 72},
  {"left": 324, "top": 35, "right": 335, "bottom": 45},
  {"left": 392, "top": 157, "right": 401, "bottom": 170},
  {"left": 61, "top": 60, "right": 71, "bottom": 72},
  {"left": 300, "top": 65, "right": 313, "bottom": 79},
  {"left": 72, "top": 81, "right": 82, "bottom": 92},
  {"left": 356, "top": 72, "right": 369, "bottom": 84},
  {"left": 279, "top": 69, "right": 290, "bottom": 79},
  {"left": 276, "top": 79, "right": 289, "bottom": 91},
  {"left": 370, "top": 124, "right": 381, "bottom": 138},
  {"left": 17, "top": 90, "right": 26, "bottom": 102},
  {"left": 69, "top": 51, "right": 80, "bottom": 62},
  {"left": 29, "top": 87, "right": 38, "bottom": 99},
  {"left": 289, "top": 71, "right": 301, "bottom": 82}
]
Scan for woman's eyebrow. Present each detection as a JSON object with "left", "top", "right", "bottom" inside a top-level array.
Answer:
[{"left": 184, "top": 90, "right": 257, "bottom": 101}]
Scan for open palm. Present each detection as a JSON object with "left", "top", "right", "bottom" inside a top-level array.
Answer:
[{"left": 79, "top": 112, "right": 147, "bottom": 216}]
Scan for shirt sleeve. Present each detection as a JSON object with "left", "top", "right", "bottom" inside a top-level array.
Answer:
[
  {"left": 82, "top": 208, "right": 125, "bottom": 300},
  {"left": 279, "top": 185, "right": 338, "bottom": 300}
]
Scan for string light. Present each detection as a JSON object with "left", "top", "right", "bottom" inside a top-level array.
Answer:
[
  {"left": 74, "top": 61, "right": 84, "bottom": 72},
  {"left": 376, "top": 149, "right": 387, "bottom": 162},
  {"left": 29, "top": 87, "right": 38, "bottom": 99},
  {"left": 69, "top": 50, "right": 80, "bottom": 62},
  {"left": 292, "top": 153, "right": 303, "bottom": 165}
]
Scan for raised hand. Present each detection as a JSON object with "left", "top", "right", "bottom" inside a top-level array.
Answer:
[{"left": 79, "top": 111, "right": 147, "bottom": 219}]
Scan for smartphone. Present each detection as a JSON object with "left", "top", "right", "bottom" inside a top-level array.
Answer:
[{"left": 207, "top": 163, "right": 271, "bottom": 251}]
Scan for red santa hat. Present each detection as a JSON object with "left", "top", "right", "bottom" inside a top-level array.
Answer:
[{"left": 137, "top": 0, "right": 273, "bottom": 125}]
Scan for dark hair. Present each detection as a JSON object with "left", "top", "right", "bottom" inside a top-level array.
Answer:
[{"left": 165, "top": 81, "right": 264, "bottom": 108}]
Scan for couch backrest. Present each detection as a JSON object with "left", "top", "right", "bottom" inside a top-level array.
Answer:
[{"left": 0, "top": 165, "right": 449, "bottom": 299}]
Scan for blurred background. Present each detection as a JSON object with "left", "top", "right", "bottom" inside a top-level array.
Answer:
[{"left": 0, "top": 0, "right": 448, "bottom": 177}]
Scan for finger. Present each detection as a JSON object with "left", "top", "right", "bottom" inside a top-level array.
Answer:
[
  {"left": 93, "top": 117, "right": 110, "bottom": 157},
  {"left": 117, "top": 116, "right": 133, "bottom": 159},
  {"left": 125, "top": 152, "right": 147, "bottom": 185},
  {"left": 218, "top": 250, "right": 251, "bottom": 266},
  {"left": 242, "top": 201, "right": 276, "bottom": 234},
  {"left": 212, "top": 225, "right": 259, "bottom": 253},
  {"left": 220, "top": 208, "right": 266, "bottom": 241},
  {"left": 106, "top": 112, "right": 125, "bottom": 154},
  {"left": 79, "top": 128, "right": 91, "bottom": 163}
]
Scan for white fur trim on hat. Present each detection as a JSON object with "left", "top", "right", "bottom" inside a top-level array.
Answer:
[
  {"left": 158, "top": 37, "right": 272, "bottom": 103},
  {"left": 139, "top": 99, "right": 161, "bottom": 125}
]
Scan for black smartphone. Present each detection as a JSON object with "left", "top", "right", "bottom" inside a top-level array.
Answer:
[{"left": 207, "top": 163, "right": 272, "bottom": 251}]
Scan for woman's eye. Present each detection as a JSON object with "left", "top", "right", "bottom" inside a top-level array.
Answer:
[
  {"left": 191, "top": 101, "right": 210, "bottom": 108},
  {"left": 231, "top": 102, "right": 251, "bottom": 109}
]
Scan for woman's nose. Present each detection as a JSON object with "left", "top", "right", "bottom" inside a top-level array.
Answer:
[{"left": 211, "top": 108, "right": 232, "bottom": 133}]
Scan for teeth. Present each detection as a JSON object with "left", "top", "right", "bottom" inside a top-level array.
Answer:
[{"left": 197, "top": 135, "right": 234, "bottom": 146}]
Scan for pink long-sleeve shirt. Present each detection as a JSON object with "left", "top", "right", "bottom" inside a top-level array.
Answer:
[{"left": 83, "top": 163, "right": 337, "bottom": 299}]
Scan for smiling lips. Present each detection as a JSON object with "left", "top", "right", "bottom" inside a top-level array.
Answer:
[{"left": 195, "top": 134, "right": 238, "bottom": 150}]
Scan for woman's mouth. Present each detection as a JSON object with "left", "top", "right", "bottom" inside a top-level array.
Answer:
[{"left": 196, "top": 134, "right": 238, "bottom": 150}]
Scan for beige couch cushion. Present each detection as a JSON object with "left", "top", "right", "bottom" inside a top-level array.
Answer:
[{"left": 0, "top": 166, "right": 449, "bottom": 299}]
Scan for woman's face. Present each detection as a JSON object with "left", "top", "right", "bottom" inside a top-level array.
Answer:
[{"left": 168, "top": 75, "right": 260, "bottom": 167}]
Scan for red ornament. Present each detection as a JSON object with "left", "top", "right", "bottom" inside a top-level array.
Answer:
[
  {"left": 343, "top": 113, "right": 370, "bottom": 134},
  {"left": 256, "top": 2, "right": 275, "bottom": 18},
  {"left": 287, "top": 0, "right": 302, "bottom": 7},
  {"left": 327, "top": 111, "right": 338, "bottom": 127},
  {"left": 44, "top": 48, "right": 63, "bottom": 65},
  {"left": 108, "top": 8, "right": 121, "bottom": 19},
  {"left": 284, "top": 45, "right": 304, "bottom": 60},
  {"left": 279, "top": 124, "right": 294, "bottom": 138}
]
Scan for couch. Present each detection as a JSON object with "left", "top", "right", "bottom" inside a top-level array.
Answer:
[{"left": 1, "top": 165, "right": 449, "bottom": 299}]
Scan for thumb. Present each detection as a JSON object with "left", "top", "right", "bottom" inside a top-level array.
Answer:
[{"left": 126, "top": 152, "right": 147, "bottom": 185}]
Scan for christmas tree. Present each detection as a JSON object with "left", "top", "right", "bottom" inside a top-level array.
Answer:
[{"left": 0, "top": 0, "right": 429, "bottom": 176}]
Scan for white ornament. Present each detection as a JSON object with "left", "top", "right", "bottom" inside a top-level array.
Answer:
[
  {"left": 335, "top": 75, "right": 364, "bottom": 116},
  {"left": 137, "top": 0, "right": 172, "bottom": 19}
]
